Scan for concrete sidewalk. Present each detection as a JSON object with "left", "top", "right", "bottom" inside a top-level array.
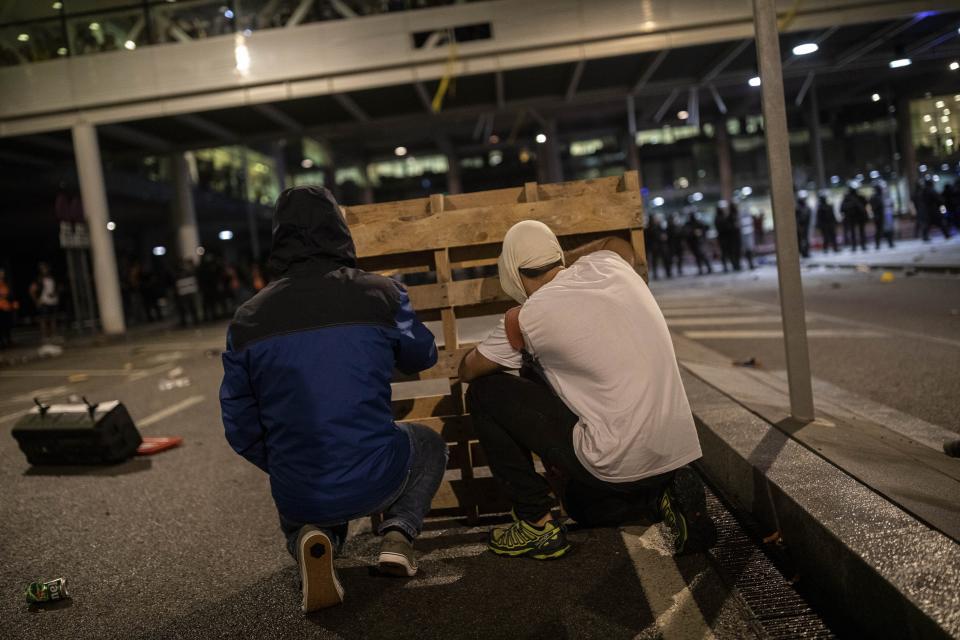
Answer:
[
  {"left": 675, "top": 334, "right": 960, "bottom": 638},
  {"left": 804, "top": 236, "right": 960, "bottom": 272}
]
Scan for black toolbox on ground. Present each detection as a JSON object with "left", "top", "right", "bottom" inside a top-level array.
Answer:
[{"left": 12, "top": 399, "right": 142, "bottom": 465}]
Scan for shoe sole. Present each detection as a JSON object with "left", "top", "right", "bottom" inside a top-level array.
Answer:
[
  {"left": 489, "top": 543, "right": 571, "bottom": 560},
  {"left": 671, "top": 467, "right": 717, "bottom": 555},
  {"left": 378, "top": 551, "right": 418, "bottom": 577},
  {"left": 299, "top": 529, "right": 344, "bottom": 613}
]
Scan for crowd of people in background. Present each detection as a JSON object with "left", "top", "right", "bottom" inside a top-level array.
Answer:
[
  {"left": 120, "top": 254, "right": 267, "bottom": 329},
  {"left": 645, "top": 177, "right": 959, "bottom": 281}
]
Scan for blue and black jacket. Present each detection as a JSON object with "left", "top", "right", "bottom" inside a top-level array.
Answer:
[{"left": 219, "top": 186, "right": 438, "bottom": 524}]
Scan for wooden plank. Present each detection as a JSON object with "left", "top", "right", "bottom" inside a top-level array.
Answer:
[
  {"left": 351, "top": 190, "right": 643, "bottom": 257},
  {"left": 539, "top": 175, "right": 622, "bottom": 200},
  {"left": 392, "top": 394, "right": 457, "bottom": 420},
  {"left": 406, "top": 276, "right": 509, "bottom": 312},
  {"left": 630, "top": 228, "right": 650, "bottom": 283},
  {"left": 524, "top": 181, "right": 539, "bottom": 203},
  {"left": 343, "top": 197, "right": 430, "bottom": 224},
  {"left": 400, "top": 414, "right": 474, "bottom": 441},
  {"left": 446, "top": 185, "right": 524, "bottom": 210}
]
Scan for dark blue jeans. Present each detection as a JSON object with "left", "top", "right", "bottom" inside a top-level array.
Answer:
[{"left": 279, "top": 422, "right": 448, "bottom": 557}]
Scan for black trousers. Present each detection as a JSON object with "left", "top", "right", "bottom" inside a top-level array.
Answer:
[{"left": 467, "top": 371, "right": 674, "bottom": 527}]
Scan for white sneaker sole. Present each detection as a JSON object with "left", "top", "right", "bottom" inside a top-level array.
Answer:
[
  {"left": 299, "top": 529, "right": 344, "bottom": 612},
  {"left": 378, "top": 551, "right": 418, "bottom": 577}
]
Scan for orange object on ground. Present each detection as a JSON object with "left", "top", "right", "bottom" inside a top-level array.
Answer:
[{"left": 136, "top": 436, "right": 183, "bottom": 455}]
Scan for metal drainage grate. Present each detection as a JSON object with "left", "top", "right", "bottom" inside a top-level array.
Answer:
[{"left": 705, "top": 487, "right": 837, "bottom": 639}]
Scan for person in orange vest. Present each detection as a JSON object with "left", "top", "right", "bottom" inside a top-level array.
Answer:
[{"left": 0, "top": 268, "right": 19, "bottom": 349}]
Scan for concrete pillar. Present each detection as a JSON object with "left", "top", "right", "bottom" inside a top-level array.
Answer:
[
  {"left": 896, "top": 97, "right": 918, "bottom": 188},
  {"left": 272, "top": 140, "right": 288, "bottom": 190},
  {"left": 538, "top": 119, "right": 563, "bottom": 184},
  {"left": 71, "top": 123, "right": 126, "bottom": 335},
  {"left": 808, "top": 82, "right": 827, "bottom": 191},
  {"left": 437, "top": 137, "right": 462, "bottom": 194},
  {"left": 172, "top": 152, "right": 201, "bottom": 264},
  {"left": 715, "top": 119, "right": 734, "bottom": 203}
]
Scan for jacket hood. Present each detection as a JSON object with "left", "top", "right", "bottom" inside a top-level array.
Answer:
[{"left": 267, "top": 186, "right": 357, "bottom": 274}]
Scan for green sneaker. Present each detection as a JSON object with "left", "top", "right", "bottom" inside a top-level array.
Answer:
[
  {"left": 659, "top": 466, "right": 717, "bottom": 555},
  {"left": 488, "top": 518, "right": 570, "bottom": 560}
]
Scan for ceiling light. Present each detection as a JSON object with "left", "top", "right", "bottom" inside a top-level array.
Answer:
[
  {"left": 300, "top": 158, "right": 314, "bottom": 169},
  {"left": 535, "top": 133, "right": 547, "bottom": 144},
  {"left": 234, "top": 35, "right": 250, "bottom": 75},
  {"left": 677, "top": 110, "right": 689, "bottom": 120},
  {"left": 152, "top": 246, "right": 166, "bottom": 256},
  {"left": 17, "top": 33, "right": 29, "bottom": 42},
  {"left": 57, "top": 47, "right": 67, "bottom": 55},
  {"left": 748, "top": 76, "right": 761, "bottom": 87},
  {"left": 218, "top": 230, "right": 234, "bottom": 241},
  {"left": 651, "top": 196, "right": 665, "bottom": 207},
  {"left": 52, "top": 1, "right": 62, "bottom": 8},
  {"left": 936, "top": 100, "right": 945, "bottom": 108},
  {"left": 889, "top": 57, "right": 911, "bottom": 68},
  {"left": 741, "top": 186, "right": 753, "bottom": 196},
  {"left": 923, "top": 114, "right": 932, "bottom": 122},
  {"left": 394, "top": 146, "right": 407, "bottom": 157},
  {"left": 930, "top": 125, "right": 938, "bottom": 133},
  {"left": 106, "top": 221, "right": 116, "bottom": 231},
  {"left": 871, "top": 93, "right": 881, "bottom": 102},
  {"left": 89, "top": 22, "right": 100, "bottom": 31},
  {"left": 942, "top": 115, "right": 950, "bottom": 123},
  {"left": 951, "top": 61, "right": 960, "bottom": 71},
  {"left": 124, "top": 40, "right": 136, "bottom": 50},
  {"left": 792, "top": 42, "right": 818, "bottom": 56}
]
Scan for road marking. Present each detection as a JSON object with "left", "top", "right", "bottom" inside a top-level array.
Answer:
[
  {"left": 667, "top": 315, "right": 785, "bottom": 327},
  {"left": 0, "top": 386, "right": 69, "bottom": 407},
  {"left": 137, "top": 395, "right": 205, "bottom": 428},
  {"left": 0, "top": 407, "right": 33, "bottom": 424},
  {"left": 621, "top": 526, "right": 715, "bottom": 640},
  {"left": 683, "top": 328, "right": 885, "bottom": 340},
  {"left": 661, "top": 306, "right": 769, "bottom": 317},
  {"left": 0, "top": 364, "right": 171, "bottom": 379}
]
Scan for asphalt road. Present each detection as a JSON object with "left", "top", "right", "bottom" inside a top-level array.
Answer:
[
  {"left": 650, "top": 261, "right": 960, "bottom": 436},
  {"left": 0, "top": 325, "right": 784, "bottom": 639}
]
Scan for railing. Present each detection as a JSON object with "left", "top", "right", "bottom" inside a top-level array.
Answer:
[{"left": 0, "top": 0, "right": 490, "bottom": 67}]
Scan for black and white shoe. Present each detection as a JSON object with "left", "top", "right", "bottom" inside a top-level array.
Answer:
[
  {"left": 297, "top": 526, "right": 344, "bottom": 612},
  {"left": 378, "top": 530, "right": 419, "bottom": 577},
  {"left": 659, "top": 466, "right": 718, "bottom": 555}
]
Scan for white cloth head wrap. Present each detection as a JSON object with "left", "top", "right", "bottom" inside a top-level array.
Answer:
[{"left": 497, "top": 220, "right": 564, "bottom": 303}]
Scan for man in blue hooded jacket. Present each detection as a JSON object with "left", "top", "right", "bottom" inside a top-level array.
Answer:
[{"left": 220, "top": 186, "right": 447, "bottom": 612}]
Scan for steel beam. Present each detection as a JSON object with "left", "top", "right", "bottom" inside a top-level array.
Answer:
[
  {"left": 176, "top": 114, "right": 236, "bottom": 141},
  {"left": 415, "top": 82, "right": 435, "bottom": 113},
  {"left": 653, "top": 87, "right": 679, "bottom": 123},
  {"left": 753, "top": 0, "right": 814, "bottom": 422},
  {"left": 631, "top": 49, "right": 669, "bottom": 95},
  {"left": 565, "top": 60, "right": 586, "bottom": 102},
  {"left": 334, "top": 94, "right": 370, "bottom": 122},
  {"left": 700, "top": 39, "right": 751, "bottom": 83},
  {"left": 835, "top": 16, "right": 923, "bottom": 68},
  {"left": 252, "top": 104, "right": 303, "bottom": 133},
  {"left": 495, "top": 71, "right": 506, "bottom": 108},
  {"left": 99, "top": 123, "right": 171, "bottom": 152}
]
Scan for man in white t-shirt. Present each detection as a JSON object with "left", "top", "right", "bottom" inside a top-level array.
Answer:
[{"left": 459, "top": 220, "right": 715, "bottom": 560}]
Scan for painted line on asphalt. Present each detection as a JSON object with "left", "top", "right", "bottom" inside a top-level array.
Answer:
[
  {"left": 661, "top": 306, "right": 770, "bottom": 317},
  {"left": 667, "top": 315, "right": 785, "bottom": 327},
  {"left": 0, "top": 407, "right": 33, "bottom": 424},
  {"left": 0, "top": 385, "right": 70, "bottom": 407},
  {"left": 683, "top": 328, "right": 885, "bottom": 340},
  {"left": 137, "top": 395, "right": 205, "bottom": 428},
  {"left": 621, "top": 526, "right": 716, "bottom": 640}
]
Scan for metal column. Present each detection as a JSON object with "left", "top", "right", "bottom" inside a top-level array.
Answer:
[
  {"left": 71, "top": 123, "right": 126, "bottom": 335},
  {"left": 808, "top": 82, "right": 827, "bottom": 191},
  {"left": 715, "top": 119, "right": 734, "bottom": 203},
  {"left": 752, "top": 0, "right": 815, "bottom": 422},
  {"left": 172, "top": 152, "right": 201, "bottom": 264}
]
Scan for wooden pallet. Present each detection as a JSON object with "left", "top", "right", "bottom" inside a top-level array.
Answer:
[{"left": 344, "top": 172, "right": 646, "bottom": 521}]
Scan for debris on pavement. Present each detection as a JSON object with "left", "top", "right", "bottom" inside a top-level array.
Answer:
[
  {"left": 855, "top": 264, "right": 870, "bottom": 273},
  {"left": 137, "top": 436, "right": 184, "bottom": 456},
  {"left": 25, "top": 578, "right": 70, "bottom": 604},
  {"left": 158, "top": 377, "right": 191, "bottom": 391},
  {"left": 733, "top": 357, "right": 761, "bottom": 368},
  {"left": 880, "top": 271, "right": 895, "bottom": 282}
]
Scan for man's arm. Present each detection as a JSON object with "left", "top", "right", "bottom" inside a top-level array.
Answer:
[
  {"left": 393, "top": 284, "right": 438, "bottom": 374},
  {"left": 563, "top": 236, "right": 636, "bottom": 267},
  {"left": 458, "top": 348, "right": 505, "bottom": 383},
  {"left": 220, "top": 341, "right": 268, "bottom": 473}
]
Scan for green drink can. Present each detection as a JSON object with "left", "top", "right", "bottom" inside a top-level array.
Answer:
[{"left": 25, "top": 578, "right": 69, "bottom": 604}]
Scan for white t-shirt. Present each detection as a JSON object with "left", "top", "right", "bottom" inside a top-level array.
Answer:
[{"left": 476, "top": 250, "right": 701, "bottom": 482}]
